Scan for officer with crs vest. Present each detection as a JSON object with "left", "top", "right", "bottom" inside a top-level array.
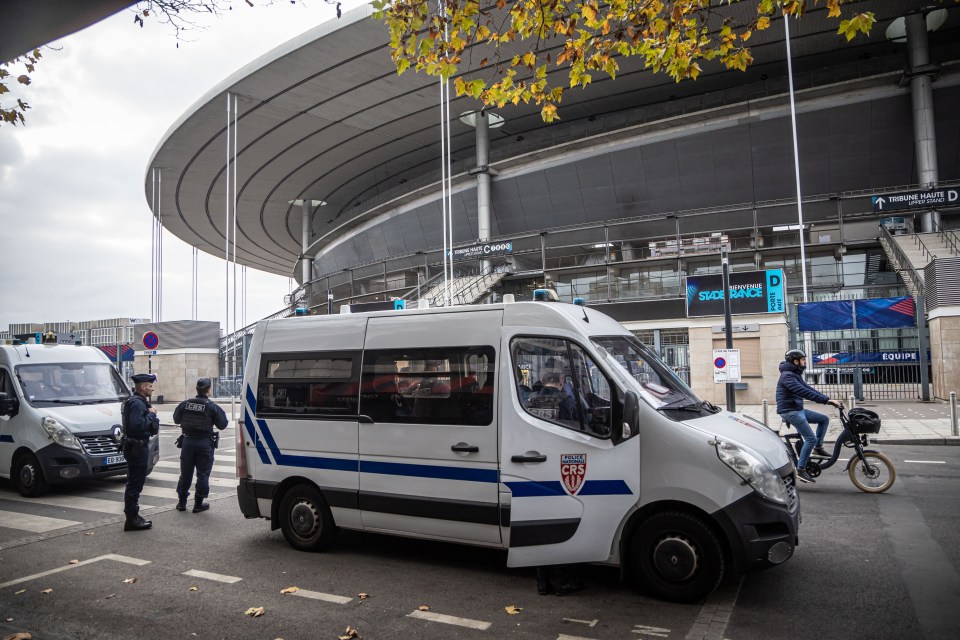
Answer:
[
  {"left": 173, "top": 378, "right": 229, "bottom": 513},
  {"left": 122, "top": 373, "right": 160, "bottom": 532}
]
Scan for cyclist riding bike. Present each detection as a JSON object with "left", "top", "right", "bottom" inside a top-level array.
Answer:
[{"left": 776, "top": 348, "right": 842, "bottom": 484}]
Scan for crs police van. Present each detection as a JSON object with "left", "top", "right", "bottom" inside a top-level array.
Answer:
[
  {"left": 0, "top": 342, "right": 159, "bottom": 497},
  {"left": 236, "top": 301, "right": 799, "bottom": 602}
]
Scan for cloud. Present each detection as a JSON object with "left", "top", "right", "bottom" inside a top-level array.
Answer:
[{"left": 0, "top": 1, "right": 357, "bottom": 332}]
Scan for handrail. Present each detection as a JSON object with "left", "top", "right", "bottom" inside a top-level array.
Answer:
[
  {"left": 912, "top": 234, "right": 937, "bottom": 262},
  {"left": 880, "top": 225, "right": 925, "bottom": 295},
  {"left": 932, "top": 218, "right": 960, "bottom": 257},
  {"left": 220, "top": 307, "right": 291, "bottom": 351}
]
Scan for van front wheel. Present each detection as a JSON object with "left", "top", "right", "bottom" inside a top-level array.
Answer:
[
  {"left": 13, "top": 452, "right": 49, "bottom": 498},
  {"left": 278, "top": 484, "right": 335, "bottom": 552},
  {"left": 630, "top": 511, "right": 725, "bottom": 603}
]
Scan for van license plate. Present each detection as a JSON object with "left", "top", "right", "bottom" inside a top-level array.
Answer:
[{"left": 104, "top": 455, "right": 126, "bottom": 465}]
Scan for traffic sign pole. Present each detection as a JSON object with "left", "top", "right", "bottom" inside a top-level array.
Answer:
[{"left": 722, "top": 248, "right": 736, "bottom": 412}]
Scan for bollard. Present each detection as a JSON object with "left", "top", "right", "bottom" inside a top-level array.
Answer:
[
  {"left": 848, "top": 394, "right": 855, "bottom": 410},
  {"left": 762, "top": 399, "right": 769, "bottom": 427},
  {"left": 951, "top": 392, "right": 958, "bottom": 437}
]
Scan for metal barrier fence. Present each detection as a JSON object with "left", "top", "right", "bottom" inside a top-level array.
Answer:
[{"left": 809, "top": 363, "right": 925, "bottom": 401}]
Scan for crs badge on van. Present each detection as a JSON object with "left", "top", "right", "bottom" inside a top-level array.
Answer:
[{"left": 236, "top": 301, "right": 799, "bottom": 602}]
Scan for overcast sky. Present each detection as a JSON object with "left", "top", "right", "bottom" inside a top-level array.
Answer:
[{"left": 0, "top": 1, "right": 365, "bottom": 334}]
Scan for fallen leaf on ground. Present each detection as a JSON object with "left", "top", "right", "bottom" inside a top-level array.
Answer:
[
  {"left": 357, "top": 592, "right": 368, "bottom": 600},
  {"left": 40, "top": 588, "right": 53, "bottom": 595},
  {"left": 104, "top": 594, "right": 116, "bottom": 599},
  {"left": 68, "top": 559, "right": 79, "bottom": 565},
  {"left": 3, "top": 633, "right": 32, "bottom": 640},
  {"left": 14, "top": 589, "right": 26, "bottom": 595},
  {"left": 417, "top": 605, "right": 430, "bottom": 611},
  {"left": 84, "top": 532, "right": 94, "bottom": 536},
  {"left": 504, "top": 605, "right": 523, "bottom": 615},
  {"left": 280, "top": 586, "right": 299, "bottom": 594},
  {"left": 243, "top": 606, "right": 265, "bottom": 617},
  {"left": 189, "top": 586, "right": 198, "bottom": 591},
  {"left": 4, "top": 617, "right": 12, "bottom": 621},
  {"left": 338, "top": 626, "right": 361, "bottom": 640},
  {"left": 123, "top": 578, "right": 137, "bottom": 584}
]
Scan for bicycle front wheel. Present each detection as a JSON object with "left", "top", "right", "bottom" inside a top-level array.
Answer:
[{"left": 848, "top": 451, "right": 896, "bottom": 493}]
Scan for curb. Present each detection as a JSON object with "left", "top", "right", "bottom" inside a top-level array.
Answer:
[{"left": 873, "top": 437, "right": 960, "bottom": 446}]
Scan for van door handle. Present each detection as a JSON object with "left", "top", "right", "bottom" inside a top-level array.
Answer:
[
  {"left": 511, "top": 453, "right": 547, "bottom": 463},
  {"left": 451, "top": 444, "right": 479, "bottom": 453}
]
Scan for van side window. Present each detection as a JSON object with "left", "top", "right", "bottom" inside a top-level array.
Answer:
[
  {"left": 511, "top": 337, "right": 613, "bottom": 438},
  {"left": 256, "top": 352, "right": 360, "bottom": 418},
  {"left": 360, "top": 347, "right": 495, "bottom": 426}
]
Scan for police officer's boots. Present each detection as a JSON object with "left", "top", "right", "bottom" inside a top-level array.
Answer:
[
  {"left": 124, "top": 514, "right": 152, "bottom": 532},
  {"left": 176, "top": 499, "right": 187, "bottom": 512},
  {"left": 193, "top": 499, "right": 210, "bottom": 513}
]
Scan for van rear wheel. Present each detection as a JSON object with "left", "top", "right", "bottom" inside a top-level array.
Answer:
[
  {"left": 278, "top": 484, "right": 335, "bottom": 552},
  {"left": 630, "top": 511, "right": 725, "bottom": 603},
  {"left": 13, "top": 452, "right": 49, "bottom": 498}
]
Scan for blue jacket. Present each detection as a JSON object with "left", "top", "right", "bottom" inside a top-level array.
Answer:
[
  {"left": 122, "top": 393, "right": 160, "bottom": 440},
  {"left": 776, "top": 361, "right": 829, "bottom": 414}
]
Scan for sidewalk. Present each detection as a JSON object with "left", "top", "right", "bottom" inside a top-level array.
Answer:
[{"left": 152, "top": 398, "right": 960, "bottom": 445}]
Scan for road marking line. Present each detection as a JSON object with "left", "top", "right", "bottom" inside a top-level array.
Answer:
[
  {"left": 0, "top": 554, "right": 150, "bottom": 589},
  {"left": 154, "top": 461, "right": 235, "bottom": 473},
  {"left": 407, "top": 610, "right": 492, "bottom": 630},
  {"left": 290, "top": 589, "right": 352, "bottom": 604},
  {"left": 558, "top": 635, "right": 597, "bottom": 640},
  {"left": 0, "top": 493, "right": 125, "bottom": 515},
  {"left": 633, "top": 625, "right": 670, "bottom": 637},
  {"left": 147, "top": 471, "right": 236, "bottom": 487},
  {"left": 903, "top": 460, "right": 945, "bottom": 464},
  {"left": 562, "top": 618, "right": 598, "bottom": 628},
  {"left": 181, "top": 569, "right": 242, "bottom": 584},
  {"left": 0, "top": 510, "right": 80, "bottom": 533}
]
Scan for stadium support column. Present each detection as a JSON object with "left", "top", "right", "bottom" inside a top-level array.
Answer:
[
  {"left": 906, "top": 11, "right": 940, "bottom": 232},
  {"left": 476, "top": 110, "right": 491, "bottom": 273},
  {"left": 301, "top": 201, "right": 312, "bottom": 285}
]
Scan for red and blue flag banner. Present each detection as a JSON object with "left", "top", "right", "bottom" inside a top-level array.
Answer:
[
  {"left": 797, "top": 300, "right": 854, "bottom": 332},
  {"left": 97, "top": 344, "right": 134, "bottom": 363},
  {"left": 855, "top": 296, "right": 916, "bottom": 329}
]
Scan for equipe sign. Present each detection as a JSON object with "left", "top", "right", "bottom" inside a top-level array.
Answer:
[
  {"left": 449, "top": 241, "right": 513, "bottom": 259},
  {"left": 686, "top": 269, "right": 785, "bottom": 317},
  {"left": 872, "top": 188, "right": 959, "bottom": 212}
]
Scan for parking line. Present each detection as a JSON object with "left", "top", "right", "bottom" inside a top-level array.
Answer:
[
  {"left": 181, "top": 569, "right": 243, "bottom": 584},
  {"left": 558, "top": 635, "right": 597, "bottom": 640},
  {"left": 0, "top": 554, "right": 150, "bottom": 590},
  {"left": 903, "top": 460, "right": 945, "bottom": 464},
  {"left": 407, "top": 610, "right": 492, "bottom": 630},
  {"left": 0, "top": 493, "right": 125, "bottom": 515},
  {"left": 290, "top": 589, "right": 352, "bottom": 604},
  {"left": 147, "top": 472, "right": 236, "bottom": 487},
  {"left": 0, "top": 510, "right": 80, "bottom": 533}
]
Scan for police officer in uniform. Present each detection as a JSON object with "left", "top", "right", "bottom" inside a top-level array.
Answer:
[
  {"left": 173, "top": 378, "right": 229, "bottom": 513},
  {"left": 122, "top": 373, "right": 159, "bottom": 532}
]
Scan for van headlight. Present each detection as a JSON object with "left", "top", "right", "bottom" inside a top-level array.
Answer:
[
  {"left": 715, "top": 440, "right": 788, "bottom": 505},
  {"left": 41, "top": 416, "right": 81, "bottom": 450}
]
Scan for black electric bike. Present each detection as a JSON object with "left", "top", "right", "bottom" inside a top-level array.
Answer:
[{"left": 780, "top": 406, "right": 896, "bottom": 493}]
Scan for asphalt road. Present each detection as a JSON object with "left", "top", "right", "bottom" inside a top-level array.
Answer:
[{"left": 1, "top": 437, "right": 958, "bottom": 640}]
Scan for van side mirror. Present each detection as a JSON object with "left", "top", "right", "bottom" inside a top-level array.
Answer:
[
  {"left": 0, "top": 391, "right": 19, "bottom": 418},
  {"left": 622, "top": 391, "right": 640, "bottom": 440}
]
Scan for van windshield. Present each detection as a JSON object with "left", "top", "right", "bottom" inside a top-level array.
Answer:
[
  {"left": 16, "top": 363, "right": 129, "bottom": 406},
  {"left": 591, "top": 336, "right": 704, "bottom": 412}
]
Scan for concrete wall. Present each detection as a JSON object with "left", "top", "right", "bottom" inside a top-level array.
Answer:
[
  {"left": 132, "top": 351, "right": 219, "bottom": 405},
  {"left": 928, "top": 308, "right": 960, "bottom": 400}
]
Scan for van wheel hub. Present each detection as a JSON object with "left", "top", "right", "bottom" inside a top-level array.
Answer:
[
  {"left": 653, "top": 535, "right": 698, "bottom": 581},
  {"left": 290, "top": 500, "right": 319, "bottom": 538},
  {"left": 18, "top": 463, "right": 36, "bottom": 488}
]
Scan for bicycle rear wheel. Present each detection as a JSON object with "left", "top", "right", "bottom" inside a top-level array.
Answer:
[{"left": 848, "top": 451, "right": 896, "bottom": 493}]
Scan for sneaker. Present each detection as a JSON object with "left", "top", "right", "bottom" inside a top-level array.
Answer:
[
  {"left": 796, "top": 467, "right": 817, "bottom": 484},
  {"left": 813, "top": 446, "right": 830, "bottom": 458}
]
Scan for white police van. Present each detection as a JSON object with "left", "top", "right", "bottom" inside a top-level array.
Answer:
[
  {"left": 0, "top": 341, "right": 159, "bottom": 496},
  {"left": 236, "top": 301, "right": 799, "bottom": 602}
]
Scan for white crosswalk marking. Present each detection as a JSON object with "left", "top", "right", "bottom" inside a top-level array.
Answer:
[
  {"left": 182, "top": 569, "right": 242, "bottom": 584},
  {"left": 290, "top": 589, "right": 353, "bottom": 604},
  {"left": 96, "top": 484, "right": 180, "bottom": 500},
  {"left": 0, "top": 509, "right": 80, "bottom": 533},
  {"left": 407, "top": 610, "right": 492, "bottom": 630},
  {"left": 154, "top": 460, "right": 235, "bottom": 473},
  {"left": 0, "top": 492, "right": 125, "bottom": 515},
  {"left": 146, "top": 472, "right": 236, "bottom": 487}
]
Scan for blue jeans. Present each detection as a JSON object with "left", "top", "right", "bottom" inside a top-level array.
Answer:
[{"left": 781, "top": 409, "right": 829, "bottom": 469}]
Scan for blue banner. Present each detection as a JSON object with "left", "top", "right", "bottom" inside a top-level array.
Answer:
[
  {"left": 855, "top": 296, "right": 916, "bottom": 329},
  {"left": 813, "top": 351, "right": 920, "bottom": 365},
  {"left": 797, "top": 301, "right": 854, "bottom": 332}
]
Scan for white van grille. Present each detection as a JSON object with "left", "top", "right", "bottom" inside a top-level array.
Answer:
[{"left": 78, "top": 435, "right": 122, "bottom": 456}]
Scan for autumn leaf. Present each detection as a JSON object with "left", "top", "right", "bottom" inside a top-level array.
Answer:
[
  {"left": 357, "top": 592, "right": 369, "bottom": 600},
  {"left": 14, "top": 589, "right": 26, "bottom": 595},
  {"left": 104, "top": 594, "right": 116, "bottom": 599},
  {"left": 244, "top": 606, "right": 265, "bottom": 617},
  {"left": 189, "top": 586, "right": 199, "bottom": 591},
  {"left": 3, "top": 633, "right": 31, "bottom": 640},
  {"left": 418, "top": 605, "right": 430, "bottom": 611},
  {"left": 280, "top": 586, "right": 299, "bottom": 594},
  {"left": 41, "top": 588, "right": 53, "bottom": 594},
  {"left": 68, "top": 559, "right": 79, "bottom": 565},
  {"left": 504, "top": 605, "right": 523, "bottom": 614},
  {"left": 123, "top": 578, "right": 137, "bottom": 584},
  {"left": 338, "top": 626, "right": 362, "bottom": 639}
]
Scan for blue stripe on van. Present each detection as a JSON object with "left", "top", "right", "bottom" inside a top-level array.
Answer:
[
  {"left": 359, "top": 460, "right": 498, "bottom": 483},
  {"left": 506, "top": 480, "right": 633, "bottom": 497},
  {"left": 243, "top": 410, "right": 270, "bottom": 464},
  {"left": 0, "top": 435, "right": 13, "bottom": 443}
]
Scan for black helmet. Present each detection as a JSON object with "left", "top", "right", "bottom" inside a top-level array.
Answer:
[
  {"left": 847, "top": 408, "right": 881, "bottom": 434},
  {"left": 785, "top": 348, "right": 806, "bottom": 363}
]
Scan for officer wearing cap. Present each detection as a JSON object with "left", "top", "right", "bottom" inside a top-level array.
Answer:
[
  {"left": 173, "top": 378, "right": 228, "bottom": 513},
  {"left": 122, "top": 373, "right": 159, "bottom": 531}
]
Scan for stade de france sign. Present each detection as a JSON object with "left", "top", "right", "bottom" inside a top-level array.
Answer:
[{"left": 872, "top": 188, "right": 959, "bottom": 213}]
